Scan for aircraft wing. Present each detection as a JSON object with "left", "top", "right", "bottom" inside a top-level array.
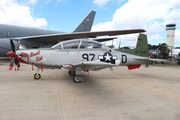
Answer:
[
  {"left": 92, "top": 37, "right": 118, "bottom": 42},
  {"left": 12, "top": 29, "right": 146, "bottom": 43},
  {"left": 63, "top": 61, "right": 115, "bottom": 71}
]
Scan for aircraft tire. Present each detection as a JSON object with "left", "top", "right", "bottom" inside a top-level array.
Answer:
[
  {"left": 34, "top": 73, "right": 41, "bottom": 80},
  {"left": 73, "top": 76, "right": 81, "bottom": 83},
  {"left": 68, "top": 70, "right": 76, "bottom": 76}
]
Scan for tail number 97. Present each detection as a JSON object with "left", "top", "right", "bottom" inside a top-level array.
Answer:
[{"left": 82, "top": 53, "right": 95, "bottom": 61}]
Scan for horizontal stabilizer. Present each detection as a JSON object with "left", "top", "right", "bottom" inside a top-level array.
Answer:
[
  {"left": 135, "top": 58, "right": 167, "bottom": 62},
  {"left": 148, "top": 58, "right": 167, "bottom": 62}
]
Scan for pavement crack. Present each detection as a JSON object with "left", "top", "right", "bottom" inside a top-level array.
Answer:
[{"left": 57, "top": 77, "right": 65, "bottom": 120}]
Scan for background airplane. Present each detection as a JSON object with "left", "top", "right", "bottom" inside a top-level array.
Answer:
[
  {"left": 6, "top": 29, "right": 155, "bottom": 83},
  {"left": 168, "top": 48, "right": 180, "bottom": 59},
  {"left": 0, "top": 10, "right": 96, "bottom": 57}
]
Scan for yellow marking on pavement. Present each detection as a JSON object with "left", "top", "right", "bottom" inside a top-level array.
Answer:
[
  {"left": 32, "top": 78, "right": 43, "bottom": 80},
  {"left": 129, "top": 80, "right": 180, "bottom": 101},
  {"left": 106, "top": 70, "right": 180, "bottom": 101}
]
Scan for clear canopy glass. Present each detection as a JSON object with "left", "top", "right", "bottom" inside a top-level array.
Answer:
[{"left": 51, "top": 39, "right": 102, "bottom": 49}]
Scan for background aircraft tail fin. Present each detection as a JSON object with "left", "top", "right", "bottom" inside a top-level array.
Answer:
[
  {"left": 116, "top": 34, "right": 149, "bottom": 57},
  {"left": 73, "top": 10, "right": 96, "bottom": 32},
  {"left": 134, "top": 34, "right": 149, "bottom": 57}
]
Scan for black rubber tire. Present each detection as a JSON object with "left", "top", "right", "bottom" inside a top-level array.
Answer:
[
  {"left": 34, "top": 73, "right": 41, "bottom": 80},
  {"left": 73, "top": 76, "right": 81, "bottom": 83},
  {"left": 68, "top": 70, "right": 76, "bottom": 76}
]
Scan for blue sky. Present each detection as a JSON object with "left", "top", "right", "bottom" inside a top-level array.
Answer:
[{"left": 0, "top": 0, "right": 180, "bottom": 47}]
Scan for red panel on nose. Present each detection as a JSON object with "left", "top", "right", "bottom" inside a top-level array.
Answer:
[{"left": 7, "top": 51, "right": 16, "bottom": 57}]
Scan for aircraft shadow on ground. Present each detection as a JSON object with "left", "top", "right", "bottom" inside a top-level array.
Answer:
[{"left": 54, "top": 71, "right": 123, "bottom": 101}]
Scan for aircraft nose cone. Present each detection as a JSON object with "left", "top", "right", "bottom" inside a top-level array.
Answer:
[{"left": 7, "top": 51, "right": 16, "bottom": 57}]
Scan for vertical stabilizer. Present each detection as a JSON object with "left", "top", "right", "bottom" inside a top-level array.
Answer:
[
  {"left": 134, "top": 34, "right": 149, "bottom": 57},
  {"left": 116, "top": 34, "right": 149, "bottom": 57},
  {"left": 73, "top": 10, "right": 96, "bottom": 32}
]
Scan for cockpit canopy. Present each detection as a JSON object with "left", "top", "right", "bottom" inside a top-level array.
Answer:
[{"left": 52, "top": 39, "right": 102, "bottom": 49}]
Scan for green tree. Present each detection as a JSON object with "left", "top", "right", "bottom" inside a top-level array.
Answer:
[
  {"left": 108, "top": 45, "right": 114, "bottom": 48},
  {"left": 159, "top": 43, "right": 169, "bottom": 59}
]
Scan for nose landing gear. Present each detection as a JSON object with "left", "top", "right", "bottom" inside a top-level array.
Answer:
[
  {"left": 34, "top": 73, "right": 41, "bottom": 80},
  {"left": 33, "top": 68, "right": 42, "bottom": 80}
]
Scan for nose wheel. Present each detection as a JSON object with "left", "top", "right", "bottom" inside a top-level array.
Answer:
[
  {"left": 34, "top": 73, "right": 41, "bottom": 80},
  {"left": 33, "top": 67, "right": 42, "bottom": 80}
]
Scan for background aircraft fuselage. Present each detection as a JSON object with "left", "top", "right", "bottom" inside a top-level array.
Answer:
[
  {"left": 0, "top": 10, "right": 96, "bottom": 57},
  {"left": 0, "top": 24, "right": 60, "bottom": 57}
]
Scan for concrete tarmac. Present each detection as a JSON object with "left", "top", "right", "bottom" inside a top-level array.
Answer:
[{"left": 0, "top": 61, "right": 180, "bottom": 120}]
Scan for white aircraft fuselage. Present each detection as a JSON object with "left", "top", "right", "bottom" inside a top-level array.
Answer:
[
  {"left": 7, "top": 34, "right": 155, "bottom": 83},
  {"left": 16, "top": 47, "right": 146, "bottom": 69}
]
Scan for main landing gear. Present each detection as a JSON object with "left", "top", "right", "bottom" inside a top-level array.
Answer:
[
  {"left": 68, "top": 70, "right": 83, "bottom": 83},
  {"left": 32, "top": 68, "right": 83, "bottom": 82},
  {"left": 68, "top": 70, "right": 76, "bottom": 76}
]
